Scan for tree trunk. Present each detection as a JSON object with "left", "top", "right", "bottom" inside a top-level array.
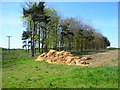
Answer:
[
  {"left": 38, "top": 22, "right": 41, "bottom": 53},
  {"left": 27, "top": 39, "right": 29, "bottom": 53},
  {"left": 41, "top": 29, "right": 44, "bottom": 53},
  {"left": 30, "top": 20, "right": 33, "bottom": 54},
  {"left": 61, "top": 35, "right": 63, "bottom": 50},
  {"left": 44, "top": 28, "right": 48, "bottom": 52},
  {"left": 32, "top": 22, "right": 35, "bottom": 57},
  {"left": 55, "top": 26, "right": 58, "bottom": 50}
]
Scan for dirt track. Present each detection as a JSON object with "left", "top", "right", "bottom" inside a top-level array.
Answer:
[{"left": 87, "top": 50, "right": 118, "bottom": 66}]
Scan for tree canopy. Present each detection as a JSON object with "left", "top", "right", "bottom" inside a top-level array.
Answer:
[{"left": 21, "top": 2, "right": 110, "bottom": 57}]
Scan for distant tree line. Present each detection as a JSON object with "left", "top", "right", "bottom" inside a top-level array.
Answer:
[{"left": 21, "top": 2, "right": 110, "bottom": 57}]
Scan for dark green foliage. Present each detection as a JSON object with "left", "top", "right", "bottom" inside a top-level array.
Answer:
[{"left": 22, "top": 1, "right": 111, "bottom": 56}]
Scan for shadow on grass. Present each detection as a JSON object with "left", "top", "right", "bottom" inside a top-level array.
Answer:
[{"left": 71, "top": 49, "right": 107, "bottom": 57}]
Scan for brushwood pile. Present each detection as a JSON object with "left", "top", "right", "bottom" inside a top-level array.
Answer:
[{"left": 36, "top": 50, "right": 93, "bottom": 66}]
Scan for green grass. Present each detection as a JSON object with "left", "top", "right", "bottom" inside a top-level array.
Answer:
[
  {"left": 107, "top": 47, "right": 120, "bottom": 50},
  {"left": 2, "top": 58, "right": 118, "bottom": 88},
  {"left": 2, "top": 49, "right": 118, "bottom": 88},
  {"left": 2, "top": 49, "right": 32, "bottom": 60}
]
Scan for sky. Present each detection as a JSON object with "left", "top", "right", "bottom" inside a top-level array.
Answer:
[
  {"left": 0, "top": 2, "right": 118, "bottom": 49},
  {"left": 0, "top": 0, "right": 119, "bottom": 2}
]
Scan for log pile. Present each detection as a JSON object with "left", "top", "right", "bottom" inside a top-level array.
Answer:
[{"left": 36, "top": 50, "right": 93, "bottom": 66}]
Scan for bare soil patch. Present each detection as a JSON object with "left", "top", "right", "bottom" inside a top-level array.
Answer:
[{"left": 86, "top": 50, "right": 118, "bottom": 66}]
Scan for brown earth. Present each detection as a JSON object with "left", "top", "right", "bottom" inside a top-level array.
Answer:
[{"left": 85, "top": 50, "right": 118, "bottom": 66}]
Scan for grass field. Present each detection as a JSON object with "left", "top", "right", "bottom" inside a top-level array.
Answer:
[{"left": 2, "top": 49, "right": 119, "bottom": 88}]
